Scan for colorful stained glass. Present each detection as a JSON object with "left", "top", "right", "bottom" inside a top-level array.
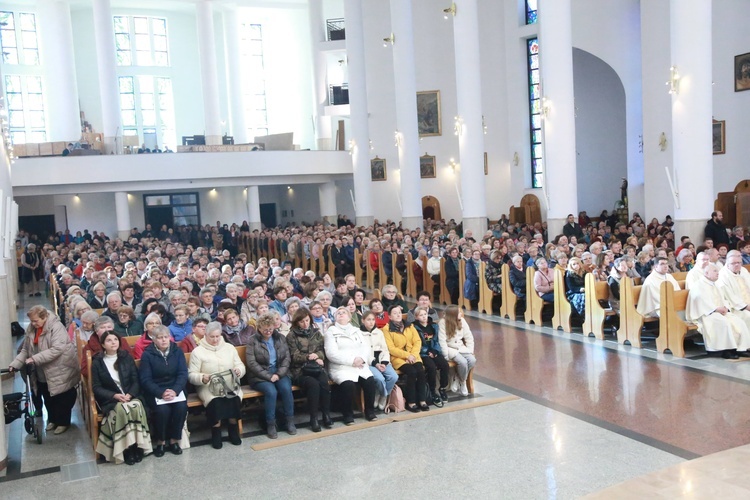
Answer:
[
  {"left": 526, "top": 0, "right": 538, "bottom": 25},
  {"left": 527, "top": 36, "right": 543, "bottom": 188}
]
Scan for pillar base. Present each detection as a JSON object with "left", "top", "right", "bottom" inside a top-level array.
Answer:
[
  {"left": 401, "top": 216, "right": 423, "bottom": 231},
  {"left": 674, "top": 218, "right": 708, "bottom": 246},
  {"left": 461, "top": 217, "right": 488, "bottom": 240},
  {"left": 546, "top": 218, "right": 568, "bottom": 241},
  {"left": 249, "top": 221, "right": 262, "bottom": 232},
  {"left": 205, "top": 135, "right": 223, "bottom": 146},
  {"left": 356, "top": 216, "right": 374, "bottom": 228}
]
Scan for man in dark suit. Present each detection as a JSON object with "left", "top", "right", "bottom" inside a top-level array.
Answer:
[{"left": 562, "top": 214, "right": 584, "bottom": 239}]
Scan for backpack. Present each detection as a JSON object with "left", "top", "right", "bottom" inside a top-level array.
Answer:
[
  {"left": 384, "top": 384, "right": 405, "bottom": 414},
  {"left": 10, "top": 322, "right": 25, "bottom": 337}
]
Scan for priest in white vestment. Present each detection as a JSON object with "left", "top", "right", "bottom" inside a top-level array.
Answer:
[
  {"left": 685, "top": 252, "right": 709, "bottom": 290},
  {"left": 636, "top": 258, "right": 679, "bottom": 318},
  {"left": 717, "top": 251, "right": 750, "bottom": 334},
  {"left": 687, "top": 263, "right": 750, "bottom": 358}
]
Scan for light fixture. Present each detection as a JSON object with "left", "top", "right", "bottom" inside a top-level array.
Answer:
[
  {"left": 383, "top": 33, "right": 395, "bottom": 47},
  {"left": 541, "top": 97, "right": 550, "bottom": 118},
  {"left": 512, "top": 152, "right": 519, "bottom": 166},
  {"left": 659, "top": 132, "right": 668, "bottom": 151},
  {"left": 443, "top": 2, "right": 456, "bottom": 18},
  {"left": 369, "top": 140, "right": 374, "bottom": 151},
  {"left": 394, "top": 130, "right": 403, "bottom": 148},
  {"left": 666, "top": 65, "right": 680, "bottom": 95},
  {"left": 287, "top": 186, "right": 291, "bottom": 190},
  {"left": 482, "top": 115, "right": 488, "bottom": 135},
  {"left": 453, "top": 116, "right": 463, "bottom": 136},
  {"left": 449, "top": 158, "right": 458, "bottom": 172},
  {"left": 348, "top": 139, "right": 355, "bottom": 156}
]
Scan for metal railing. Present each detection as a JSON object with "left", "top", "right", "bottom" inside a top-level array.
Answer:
[{"left": 326, "top": 18, "right": 345, "bottom": 41}]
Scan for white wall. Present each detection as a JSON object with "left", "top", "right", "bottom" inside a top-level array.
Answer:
[
  {"left": 712, "top": 0, "right": 750, "bottom": 195},
  {"left": 573, "top": 48, "right": 627, "bottom": 216}
]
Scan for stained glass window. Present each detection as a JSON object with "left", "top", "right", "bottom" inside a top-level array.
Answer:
[
  {"left": 527, "top": 37, "right": 543, "bottom": 189},
  {"left": 526, "top": 0, "right": 538, "bottom": 25}
]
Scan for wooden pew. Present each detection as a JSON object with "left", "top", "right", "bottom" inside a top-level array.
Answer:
[
  {"left": 377, "top": 252, "right": 387, "bottom": 289},
  {"left": 317, "top": 253, "right": 326, "bottom": 279},
  {"left": 500, "top": 263, "right": 519, "bottom": 320},
  {"left": 478, "top": 262, "right": 493, "bottom": 315},
  {"left": 364, "top": 249, "right": 375, "bottom": 290},
  {"left": 327, "top": 248, "right": 336, "bottom": 279},
  {"left": 439, "top": 258, "right": 450, "bottom": 306},
  {"left": 657, "top": 281, "right": 700, "bottom": 358},
  {"left": 405, "top": 253, "right": 416, "bottom": 298},
  {"left": 354, "top": 248, "right": 363, "bottom": 287},
  {"left": 616, "top": 277, "right": 658, "bottom": 347},
  {"left": 392, "top": 252, "right": 403, "bottom": 295},
  {"left": 524, "top": 267, "right": 551, "bottom": 325},
  {"left": 582, "top": 272, "right": 616, "bottom": 340},
  {"left": 551, "top": 268, "right": 572, "bottom": 332}
]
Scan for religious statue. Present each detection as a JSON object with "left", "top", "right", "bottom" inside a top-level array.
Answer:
[{"left": 620, "top": 177, "right": 628, "bottom": 206}]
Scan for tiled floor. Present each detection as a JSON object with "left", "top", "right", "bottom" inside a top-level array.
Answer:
[{"left": 3, "top": 293, "right": 750, "bottom": 498}]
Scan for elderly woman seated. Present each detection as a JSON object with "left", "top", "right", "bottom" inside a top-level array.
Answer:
[
  {"left": 188, "top": 321, "right": 245, "bottom": 449},
  {"left": 138, "top": 325, "right": 189, "bottom": 457},
  {"left": 221, "top": 308, "right": 255, "bottom": 346},
  {"left": 133, "top": 313, "right": 165, "bottom": 360},
  {"left": 509, "top": 254, "right": 526, "bottom": 299},
  {"left": 246, "top": 313, "right": 296, "bottom": 439},
  {"left": 92, "top": 331, "right": 152, "bottom": 465},
  {"left": 75, "top": 310, "right": 100, "bottom": 343},
  {"left": 113, "top": 306, "right": 144, "bottom": 338},
  {"left": 380, "top": 284, "right": 407, "bottom": 313},
  {"left": 533, "top": 257, "right": 555, "bottom": 302},
  {"left": 179, "top": 317, "right": 208, "bottom": 353}
]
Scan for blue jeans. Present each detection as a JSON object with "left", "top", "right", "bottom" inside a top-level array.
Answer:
[
  {"left": 540, "top": 292, "right": 554, "bottom": 302},
  {"left": 369, "top": 364, "right": 398, "bottom": 397},
  {"left": 252, "top": 376, "right": 294, "bottom": 422}
]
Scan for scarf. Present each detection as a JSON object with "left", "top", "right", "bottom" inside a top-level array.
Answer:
[
  {"left": 223, "top": 320, "right": 246, "bottom": 337},
  {"left": 388, "top": 320, "right": 404, "bottom": 333}
]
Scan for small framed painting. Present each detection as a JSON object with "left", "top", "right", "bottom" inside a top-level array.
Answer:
[
  {"left": 734, "top": 52, "right": 750, "bottom": 92},
  {"left": 420, "top": 154, "right": 436, "bottom": 179},
  {"left": 416, "top": 90, "right": 442, "bottom": 137},
  {"left": 484, "top": 152, "right": 488, "bottom": 175},
  {"left": 712, "top": 120, "right": 725, "bottom": 155},
  {"left": 371, "top": 157, "right": 387, "bottom": 181}
]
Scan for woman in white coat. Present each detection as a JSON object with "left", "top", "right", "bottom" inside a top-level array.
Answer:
[
  {"left": 188, "top": 322, "right": 246, "bottom": 449},
  {"left": 438, "top": 305, "right": 476, "bottom": 396},
  {"left": 324, "top": 307, "right": 378, "bottom": 425}
]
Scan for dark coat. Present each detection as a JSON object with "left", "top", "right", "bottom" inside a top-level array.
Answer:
[
  {"left": 286, "top": 326, "right": 326, "bottom": 383},
  {"left": 245, "top": 332, "right": 291, "bottom": 384},
  {"left": 464, "top": 259, "right": 480, "bottom": 300},
  {"left": 138, "top": 341, "right": 188, "bottom": 407},
  {"left": 704, "top": 218, "right": 730, "bottom": 245},
  {"left": 509, "top": 265, "right": 527, "bottom": 298},
  {"left": 91, "top": 350, "right": 142, "bottom": 414}
]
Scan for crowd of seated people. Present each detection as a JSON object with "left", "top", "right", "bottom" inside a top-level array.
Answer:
[{"left": 12, "top": 208, "right": 750, "bottom": 464}]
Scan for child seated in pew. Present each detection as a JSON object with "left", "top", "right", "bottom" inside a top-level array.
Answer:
[
  {"left": 565, "top": 257, "right": 586, "bottom": 316},
  {"left": 607, "top": 258, "right": 629, "bottom": 314}
]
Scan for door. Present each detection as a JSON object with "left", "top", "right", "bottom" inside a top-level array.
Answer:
[
  {"left": 260, "top": 203, "right": 276, "bottom": 229},
  {"left": 145, "top": 206, "right": 173, "bottom": 230},
  {"left": 737, "top": 192, "right": 750, "bottom": 228},
  {"left": 18, "top": 215, "right": 55, "bottom": 242}
]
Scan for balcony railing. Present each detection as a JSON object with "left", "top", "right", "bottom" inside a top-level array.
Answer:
[{"left": 328, "top": 84, "right": 349, "bottom": 106}]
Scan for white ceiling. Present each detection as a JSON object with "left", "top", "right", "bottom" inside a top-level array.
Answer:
[{"left": 66, "top": 0, "right": 307, "bottom": 13}]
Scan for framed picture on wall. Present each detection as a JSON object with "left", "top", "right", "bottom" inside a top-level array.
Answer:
[
  {"left": 420, "top": 154, "right": 436, "bottom": 179},
  {"left": 484, "top": 152, "right": 488, "bottom": 175},
  {"left": 734, "top": 52, "right": 750, "bottom": 92},
  {"left": 371, "top": 157, "right": 387, "bottom": 181},
  {"left": 713, "top": 120, "right": 726, "bottom": 155},
  {"left": 416, "top": 90, "right": 442, "bottom": 137}
]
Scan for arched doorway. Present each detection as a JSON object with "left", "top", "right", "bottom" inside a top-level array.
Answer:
[{"left": 422, "top": 196, "right": 442, "bottom": 222}]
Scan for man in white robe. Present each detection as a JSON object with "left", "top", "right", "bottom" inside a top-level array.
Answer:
[
  {"left": 707, "top": 247, "right": 724, "bottom": 271},
  {"left": 637, "top": 257, "right": 679, "bottom": 318},
  {"left": 717, "top": 251, "right": 750, "bottom": 330},
  {"left": 685, "top": 252, "right": 709, "bottom": 290},
  {"left": 687, "top": 264, "right": 750, "bottom": 358}
]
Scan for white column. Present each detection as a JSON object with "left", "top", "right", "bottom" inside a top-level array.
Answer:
[
  {"left": 246, "top": 186, "right": 262, "bottom": 231},
  {"left": 539, "top": 0, "right": 578, "bottom": 239},
  {"left": 36, "top": 1, "right": 80, "bottom": 141},
  {"left": 309, "top": 0, "right": 333, "bottom": 150},
  {"left": 344, "top": 0, "right": 374, "bottom": 227},
  {"left": 389, "top": 0, "right": 422, "bottom": 231},
  {"left": 92, "top": 0, "right": 122, "bottom": 153},
  {"left": 453, "top": 0, "right": 487, "bottom": 238},
  {"left": 319, "top": 181, "right": 338, "bottom": 223},
  {"left": 114, "top": 191, "right": 130, "bottom": 239},
  {"left": 222, "top": 5, "right": 248, "bottom": 144},
  {"left": 670, "top": 0, "right": 713, "bottom": 244},
  {"left": 196, "top": 0, "right": 223, "bottom": 146}
]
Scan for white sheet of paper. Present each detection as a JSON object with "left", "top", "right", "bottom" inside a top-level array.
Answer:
[{"left": 155, "top": 391, "right": 186, "bottom": 405}]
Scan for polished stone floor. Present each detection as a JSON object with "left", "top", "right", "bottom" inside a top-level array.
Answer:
[{"left": 3, "top": 293, "right": 750, "bottom": 498}]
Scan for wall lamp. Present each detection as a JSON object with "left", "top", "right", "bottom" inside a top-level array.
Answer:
[
  {"left": 394, "top": 130, "right": 403, "bottom": 148},
  {"left": 453, "top": 116, "right": 463, "bottom": 136},
  {"left": 443, "top": 2, "right": 456, "bottom": 19},
  {"left": 383, "top": 33, "right": 395, "bottom": 47},
  {"left": 449, "top": 158, "right": 458, "bottom": 172},
  {"left": 666, "top": 65, "right": 680, "bottom": 95}
]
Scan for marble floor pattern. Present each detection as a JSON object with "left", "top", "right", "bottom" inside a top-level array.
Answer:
[{"left": 3, "top": 293, "right": 750, "bottom": 498}]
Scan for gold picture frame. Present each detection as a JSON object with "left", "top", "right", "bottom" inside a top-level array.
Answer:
[
  {"left": 420, "top": 154, "right": 436, "bottom": 179},
  {"left": 371, "top": 156, "right": 387, "bottom": 181},
  {"left": 417, "top": 90, "right": 442, "bottom": 137},
  {"left": 712, "top": 120, "right": 726, "bottom": 155},
  {"left": 484, "top": 152, "right": 488, "bottom": 175},
  {"left": 734, "top": 52, "right": 750, "bottom": 92}
]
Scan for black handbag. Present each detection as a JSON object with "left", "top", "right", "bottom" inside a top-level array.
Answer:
[{"left": 301, "top": 361, "right": 323, "bottom": 377}]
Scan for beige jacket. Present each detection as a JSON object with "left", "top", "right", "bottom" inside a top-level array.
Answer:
[
  {"left": 187, "top": 338, "right": 246, "bottom": 406},
  {"left": 11, "top": 313, "right": 79, "bottom": 396}
]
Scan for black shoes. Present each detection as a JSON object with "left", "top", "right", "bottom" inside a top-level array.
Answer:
[
  {"left": 169, "top": 443, "right": 182, "bottom": 455},
  {"left": 322, "top": 413, "right": 333, "bottom": 428},
  {"left": 267, "top": 421, "right": 278, "bottom": 439},
  {"left": 407, "top": 405, "right": 421, "bottom": 413},
  {"left": 439, "top": 388, "right": 448, "bottom": 402},
  {"left": 134, "top": 447, "right": 143, "bottom": 462},
  {"left": 153, "top": 444, "right": 165, "bottom": 457},
  {"left": 123, "top": 448, "right": 136, "bottom": 465},
  {"left": 343, "top": 415, "right": 354, "bottom": 426},
  {"left": 310, "top": 417, "right": 321, "bottom": 433},
  {"left": 722, "top": 350, "right": 740, "bottom": 359},
  {"left": 227, "top": 423, "right": 242, "bottom": 446},
  {"left": 419, "top": 403, "right": 430, "bottom": 412},
  {"left": 365, "top": 411, "right": 378, "bottom": 421},
  {"left": 286, "top": 421, "right": 297, "bottom": 435},
  {"left": 211, "top": 427, "right": 223, "bottom": 449}
]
